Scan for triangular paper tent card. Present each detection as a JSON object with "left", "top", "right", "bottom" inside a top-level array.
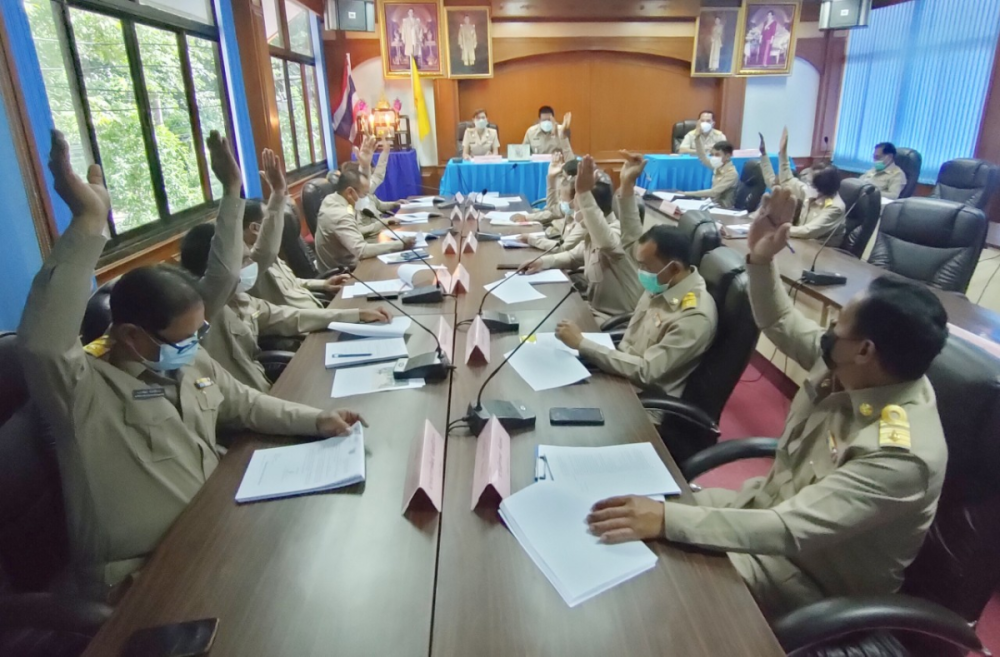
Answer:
[
  {"left": 442, "top": 233, "right": 459, "bottom": 254},
  {"left": 402, "top": 420, "right": 445, "bottom": 514},
  {"left": 465, "top": 315, "right": 490, "bottom": 364},
  {"left": 471, "top": 417, "right": 511, "bottom": 510}
]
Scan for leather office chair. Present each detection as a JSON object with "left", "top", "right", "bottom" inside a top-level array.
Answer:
[
  {"left": 678, "top": 334, "right": 999, "bottom": 656},
  {"left": 838, "top": 178, "right": 881, "bottom": 259},
  {"left": 280, "top": 200, "right": 319, "bottom": 279},
  {"left": 456, "top": 121, "right": 500, "bottom": 158},
  {"left": 734, "top": 160, "right": 766, "bottom": 213},
  {"left": 867, "top": 198, "right": 987, "bottom": 293},
  {"left": 0, "top": 333, "right": 113, "bottom": 656},
  {"left": 81, "top": 280, "right": 116, "bottom": 345},
  {"left": 931, "top": 158, "right": 1000, "bottom": 210},
  {"left": 301, "top": 178, "right": 335, "bottom": 238},
  {"left": 672, "top": 120, "right": 698, "bottom": 153},
  {"left": 894, "top": 147, "right": 922, "bottom": 199},
  {"left": 677, "top": 210, "right": 722, "bottom": 267}
]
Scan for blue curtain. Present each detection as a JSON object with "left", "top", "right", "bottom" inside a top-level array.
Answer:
[{"left": 834, "top": 0, "right": 1000, "bottom": 183}]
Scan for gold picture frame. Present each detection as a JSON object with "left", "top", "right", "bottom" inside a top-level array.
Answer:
[
  {"left": 691, "top": 7, "right": 742, "bottom": 78},
  {"left": 444, "top": 6, "right": 493, "bottom": 79},
  {"left": 736, "top": 1, "right": 800, "bottom": 76},
  {"left": 378, "top": 0, "right": 446, "bottom": 79}
]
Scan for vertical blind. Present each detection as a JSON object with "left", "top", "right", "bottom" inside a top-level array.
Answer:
[{"left": 834, "top": 0, "right": 1000, "bottom": 183}]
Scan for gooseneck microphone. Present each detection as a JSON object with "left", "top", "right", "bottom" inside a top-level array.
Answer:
[
  {"left": 801, "top": 185, "right": 876, "bottom": 286},
  {"left": 364, "top": 209, "right": 444, "bottom": 304},
  {"left": 469, "top": 241, "right": 563, "bottom": 333}
]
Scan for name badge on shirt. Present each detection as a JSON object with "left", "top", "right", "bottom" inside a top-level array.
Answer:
[
  {"left": 195, "top": 377, "right": 215, "bottom": 389},
  {"left": 132, "top": 387, "right": 166, "bottom": 400}
]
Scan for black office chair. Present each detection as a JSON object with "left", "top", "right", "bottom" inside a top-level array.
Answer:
[
  {"left": 894, "top": 147, "right": 922, "bottom": 199},
  {"left": 734, "top": 160, "right": 766, "bottom": 213},
  {"left": 677, "top": 210, "right": 721, "bottom": 267},
  {"left": 867, "top": 198, "right": 987, "bottom": 293},
  {"left": 838, "top": 178, "right": 881, "bottom": 259},
  {"left": 456, "top": 121, "right": 500, "bottom": 158},
  {"left": 81, "top": 279, "right": 116, "bottom": 345},
  {"left": 672, "top": 120, "right": 698, "bottom": 153},
  {"left": 280, "top": 200, "right": 319, "bottom": 279},
  {"left": 0, "top": 333, "right": 113, "bottom": 656},
  {"left": 301, "top": 178, "right": 335, "bottom": 238},
  {"left": 931, "top": 158, "right": 1000, "bottom": 211},
  {"left": 679, "top": 334, "right": 999, "bottom": 657}
]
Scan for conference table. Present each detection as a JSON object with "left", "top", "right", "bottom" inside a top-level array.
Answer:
[
  {"left": 640, "top": 153, "right": 784, "bottom": 192},
  {"left": 83, "top": 199, "right": 784, "bottom": 656}
]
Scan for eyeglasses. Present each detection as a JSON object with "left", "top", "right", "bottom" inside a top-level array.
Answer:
[{"left": 149, "top": 321, "right": 211, "bottom": 353}]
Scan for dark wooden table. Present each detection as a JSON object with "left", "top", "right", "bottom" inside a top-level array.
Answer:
[{"left": 84, "top": 196, "right": 783, "bottom": 656}]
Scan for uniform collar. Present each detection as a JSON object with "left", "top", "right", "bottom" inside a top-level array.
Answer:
[
  {"left": 806, "top": 369, "right": 931, "bottom": 424},
  {"left": 656, "top": 266, "right": 702, "bottom": 309},
  {"left": 332, "top": 192, "right": 352, "bottom": 209}
]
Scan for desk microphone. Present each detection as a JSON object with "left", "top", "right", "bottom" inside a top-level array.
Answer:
[
  {"left": 800, "top": 186, "right": 875, "bottom": 286},
  {"left": 470, "top": 241, "right": 563, "bottom": 333},
  {"left": 364, "top": 209, "right": 444, "bottom": 304},
  {"left": 464, "top": 287, "right": 576, "bottom": 434},
  {"left": 345, "top": 272, "right": 451, "bottom": 382}
]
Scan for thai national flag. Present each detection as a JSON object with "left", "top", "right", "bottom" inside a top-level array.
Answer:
[{"left": 332, "top": 54, "right": 358, "bottom": 142}]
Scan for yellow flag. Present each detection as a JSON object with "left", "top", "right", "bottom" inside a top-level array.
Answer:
[{"left": 411, "top": 57, "right": 431, "bottom": 140}]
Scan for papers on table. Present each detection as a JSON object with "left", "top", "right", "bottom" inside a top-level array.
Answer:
[
  {"left": 484, "top": 193, "right": 523, "bottom": 203},
  {"left": 720, "top": 223, "right": 750, "bottom": 239},
  {"left": 506, "top": 270, "right": 569, "bottom": 285},
  {"left": 341, "top": 279, "right": 410, "bottom": 300},
  {"left": 396, "top": 213, "right": 434, "bottom": 224},
  {"left": 503, "top": 342, "right": 591, "bottom": 391},
  {"left": 328, "top": 316, "right": 412, "bottom": 339},
  {"left": 500, "top": 235, "right": 530, "bottom": 249},
  {"left": 235, "top": 423, "right": 366, "bottom": 503},
  {"left": 482, "top": 199, "right": 512, "bottom": 209},
  {"left": 527, "top": 331, "right": 615, "bottom": 357},
  {"left": 484, "top": 277, "right": 545, "bottom": 304},
  {"left": 377, "top": 249, "right": 430, "bottom": 264},
  {"left": 380, "top": 230, "right": 428, "bottom": 248},
  {"left": 487, "top": 211, "right": 538, "bottom": 226},
  {"left": 331, "top": 362, "right": 424, "bottom": 398},
  {"left": 399, "top": 201, "right": 436, "bottom": 211},
  {"left": 714, "top": 208, "right": 749, "bottom": 218},
  {"left": 499, "top": 482, "right": 658, "bottom": 607},
  {"left": 535, "top": 443, "right": 681, "bottom": 499},
  {"left": 650, "top": 191, "right": 676, "bottom": 202},
  {"left": 674, "top": 198, "right": 713, "bottom": 212},
  {"left": 324, "top": 337, "right": 407, "bottom": 369},
  {"left": 398, "top": 263, "right": 448, "bottom": 288}
]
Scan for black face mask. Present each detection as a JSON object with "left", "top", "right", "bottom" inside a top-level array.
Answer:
[{"left": 820, "top": 327, "right": 838, "bottom": 370}]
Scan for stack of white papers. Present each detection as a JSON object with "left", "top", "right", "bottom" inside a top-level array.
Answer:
[
  {"left": 377, "top": 250, "right": 430, "bottom": 264},
  {"left": 720, "top": 223, "right": 751, "bottom": 239},
  {"left": 341, "top": 279, "right": 410, "bottom": 300},
  {"left": 235, "top": 423, "right": 366, "bottom": 503},
  {"left": 396, "top": 213, "right": 434, "bottom": 224},
  {"left": 527, "top": 331, "right": 615, "bottom": 357},
  {"left": 534, "top": 443, "right": 681, "bottom": 499},
  {"left": 503, "top": 342, "right": 591, "bottom": 391},
  {"left": 327, "top": 316, "right": 411, "bottom": 338},
  {"left": 714, "top": 208, "right": 749, "bottom": 218},
  {"left": 650, "top": 191, "right": 676, "bottom": 202},
  {"left": 331, "top": 362, "right": 424, "bottom": 398},
  {"left": 484, "top": 277, "right": 545, "bottom": 304},
  {"left": 399, "top": 201, "right": 435, "bottom": 211},
  {"left": 506, "top": 270, "right": 569, "bottom": 285},
  {"left": 674, "top": 198, "right": 713, "bottom": 212},
  {"left": 324, "top": 337, "right": 407, "bottom": 369},
  {"left": 487, "top": 211, "right": 537, "bottom": 226},
  {"left": 500, "top": 235, "right": 530, "bottom": 249},
  {"left": 485, "top": 193, "right": 522, "bottom": 203},
  {"left": 499, "top": 483, "right": 658, "bottom": 607},
  {"left": 380, "top": 230, "right": 428, "bottom": 248}
]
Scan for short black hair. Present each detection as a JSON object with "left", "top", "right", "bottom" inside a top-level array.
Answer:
[
  {"left": 339, "top": 161, "right": 360, "bottom": 175},
  {"left": 337, "top": 167, "right": 365, "bottom": 195},
  {"left": 473, "top": 108, "right": 487, "bottom": 119},
  {"left": 179, "top": 223, "right": 216, "bottom": 278},
  {"left": 853, "top": 277, "right": 948, "bottom": 380},
  {"left": 875, "top": 142, "right": 897, "bottom": 157},
  {"left": 713, "top": 140, "right": 734, "bottom": 156},
  {"left": 639, "top": 225, "right": 693, "bottom": 267},
  {"left": 538, "top": 105, "right": 555, "bottom": 118},
  {"left": 592, "top": 181, "right": 614, "bottom": 216},
  {"left": 699, "top": 110, "right": 715, "bottom": 120},
  {"left": 111, "top": 264, "right": 204, "bottom": 332},
  {"left": 562, "top": 158, "right": 579, "bottom": 177},
  {"left": 812, "top": 166, "right": 841, "bottom": 197},
  {"left": 243, "top": 198, "right": 264, "bottom": 230}
]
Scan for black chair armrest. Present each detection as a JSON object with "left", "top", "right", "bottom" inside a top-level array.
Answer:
[
  {"left": 607, "top": 329, "right": 627, "bottom": 346},
  {"left": 0, "top": 593, "right": 112, "bottom": 634},
  {"left": 641, "top": 395, "right": 723, "bottom": 463},
  {"left": 773, "top": 595, "right": 984, "bottom": 657},
  {"left": 531, "top": 198, "right": 547, "bottom": 209},
  {"left": 258, "top": 336, "right": 303, "bottom": 353},
  {"left": 257, "top": 350, "right": 295, "bottom": 385},
  {"left": 679, "top": 437, "right": 778, "bottom": 481},
  {"left": 642, "top": 396, "right": 719, "bottom": 433},
  {"left": 600, "top": 313, "right": 633, "bottom": 332}
]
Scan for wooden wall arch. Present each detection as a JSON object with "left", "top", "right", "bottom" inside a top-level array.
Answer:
[{"left": 492, "top": 36, "right": 694, "bottom": 65}]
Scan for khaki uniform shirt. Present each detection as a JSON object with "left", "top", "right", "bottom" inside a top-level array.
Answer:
[
  {"left": 525, "top": 172, "right": 566, "bottom": 227},
  {"left": 662, "top": 261, "right": 948, "bottom": 618},
  {"left": 860, "top": 163, "right": 906, "bottom": 200},
  {"left": 463, "top": 127, "right": 500, "bottom": 157},
  {"left": 315, "top": 192, "right": 403, "bottom": 270},
  {"left": 578, "top": 268, "right": 717, "bottom": 397},
  {"left": 522, "top": 123, "right": 574, "bottom": 157},
  {"left": 540, "top": 192, "right": 643, "bottom": 320},
  {"left": 18, "top": 222, "right": 327, "bottom": 596},
  {"left": 528, "top": 217, "right": 586, "bottom": 253},
  {"left": 761, "top": 152, "right": 846, "bottom": 241},
  {"left": 678, "top": 128, "right": 728, "bottom": 154},
  {"left": 687, "top": 160, "right": 739, "bottom": 209},
  {"left": 254, "top": 258, "right": 325, "bottom": 310}
]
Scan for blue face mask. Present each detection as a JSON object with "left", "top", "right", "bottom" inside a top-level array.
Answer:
[
  {"left": 559, "top": 201, "right": 572, "bottom": 216},
  {"left": 141, "top": 322, "right": 208, "bottom": 372},
  {"left": 637, "top": 263, "right": 673, "bottom": 295}
]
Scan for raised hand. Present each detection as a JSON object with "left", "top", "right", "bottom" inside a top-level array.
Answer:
[
  {"left": 758, "top": 132, "right": 766, "bottom": 155},
  {"left": 357, "top": 135, "right": 376, "bottom": 170},
  {"left": 258, "top": 148, "right": 286, "bottom": 198},
  {"left": 619, "top": 150, "right": 647, "bottom": 187},
  {"left": 575, "top": 155, "right": 596, "bottom": 196},
  {"left": 48, "top": 129, "right": 110, "bottom": 228},
  {"left": 548, "top": 151, "right": 565, "bottom": 178},
  {"left": 779, "top": 126, "right": 789, "bottom": 154},
  {"left": 747, "top": 186, "right": 796, "bottom": 262},
  {"left": 208, "top": 130, "right": 242, "bottom": 194},
  {"left": 561, "top": 112, "right": 572, "bottom": 132}
]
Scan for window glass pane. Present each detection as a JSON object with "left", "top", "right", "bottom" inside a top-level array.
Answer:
[
  {"left": 137, "top": 0, "right": 214, "bottom": 25},
  {"left": 307, "top": 65, "right": 326, "bottom": 163},
  {"left": 286, "top": 0, "right": 314, "bottom": 57},
  {"left": 271, "top": 58, "right": 297, "bottom": 169},
  {"left": 136, "top": 24, "right": 203, "bottom": 214},
  {"left": 263, "top": 0, "right": 283, "bottom": 48},
  {"left": 70, "top": 8, "right": 159, "bottom": 232},
  {"left": 288, "top": 63, "right": 311, "bottom": 165},
  {"left": 188, "top": 36, "right": 226, "bottom": 201}
]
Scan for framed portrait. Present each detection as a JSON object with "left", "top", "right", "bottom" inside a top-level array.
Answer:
[
  {"left": 378, "top": 0, "right": 445, "bottom": 79},
  {"left": 736, "top": 2, "right": 801, "bottom": 76},
  {"left": 444, "top": 6, "right": 493, "bottom": 79},
  {"left": 691, "top": 7, "right": 741, "bottom": 77}
]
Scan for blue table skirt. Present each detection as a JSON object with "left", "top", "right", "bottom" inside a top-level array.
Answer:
[
  {"left": 439, "top": 160, "right": 549, "bottom": 202},
  {"left": 354, "top": 149, "right": 422, "bottom": 202},
  {"left": 640, "top": 154, "right": 784, "bottom": 192}
]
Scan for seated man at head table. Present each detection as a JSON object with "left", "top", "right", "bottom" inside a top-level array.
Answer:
[
  {"left": 463, "top": 108, "right": 500, "bottom": 159},
  {"left": 179, "top": 150, "right": 391, "bottom": 393},
  {"left": 554, "top": 225, "right": 718, "bottom": 397},
  {"left": 677, "top": 110, "right": 728, "bottom": 155},
  {"left": 314, "top": 167, "right": 417, "bottom": 271},
  {"left": 760, "top": 127, "right": 846, "bottom": 241},
  {"left": 585, "top": 187, "right": 949, "bottom": 620},
  {"left": 860, "top": 142, "right": 907, "bottom": 201},
  {"left": 522, "top": 105, "right": 574, "bottom": 157},
  {"left": 685, "top": 138, "right": 739, "bottom": 209},
  {"left": 18, "top": 130, "right": 370, "bottom": 602},
  {"left": 520, "top": 154, "right": 645, "bottom": 321}
]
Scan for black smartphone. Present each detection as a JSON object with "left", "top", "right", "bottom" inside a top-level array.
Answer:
[
  {"left": 121, "top": 618, "right": 219, "bottom": 657},
  {"left": 550, "top": 407, "right": 605, "bottom": 426}
]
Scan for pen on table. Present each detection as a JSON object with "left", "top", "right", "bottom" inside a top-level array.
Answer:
[{"left": 332, "top": 353, "right": 372, "bottom": 358}]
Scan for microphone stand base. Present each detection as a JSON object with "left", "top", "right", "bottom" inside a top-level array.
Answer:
[
  {"left": 466, "top": 400, "right": 536, "bottom": 435},
  {"left": 393, "top": 352, "right": 450, "bottom": 382},
  {"left": 480, "top": 311, "right": 519, "bottom": 333},
  {"left": 402, "top": 286, "right": 444, "bottom": 304},
  {"left": 801, "top": 270, "right": 847, "bottom": 286}
]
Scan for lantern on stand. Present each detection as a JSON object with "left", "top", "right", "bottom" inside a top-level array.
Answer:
[{"left": 355, "top": 96, "right": 412, "bottom": 150}]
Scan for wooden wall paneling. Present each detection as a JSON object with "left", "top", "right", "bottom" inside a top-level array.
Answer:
[
  {"left": 492, "top": 37, "right": 694, "bottom": 65},
  {"left": 232, "top": 0, "right": 282, "bottom": 161},
  {"left": 490, "top": 0, "right": 701, "bottom": 20},
  {"left": 810, "top": 35, "right": 846, "bottom": 157},
  {"left": 719, "top": 77, "right": 747, "bottom": 147},
  {"left": 434, "top": 78, "right": 460, "bottom": 161}
]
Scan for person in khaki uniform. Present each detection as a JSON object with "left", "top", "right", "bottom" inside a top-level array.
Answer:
[
  {"left": 760, "top": 127, "right": 846, "bottom": 241},
  {"left": 554, "top": 225, "right": 717, "bottom": 397},
  {"left": 462, "top": 109, "right": 500, "bottom": 159},
  {"left": 687, "top": 137, "right": 739, "bottom": 209},
  {"left": 522, "top": 105, "right": 574, "bottom": 157},
  {"left": 678, "top": 110, "right": 728, "bottom": 155},
  {"left": 522, "top": 154, "right": 645, "bottom": 320},
  {"left": 861, "top": 142, "right": 907, "bottom": 200},
  {"left": 585, "top": 187, "right": 950, "bottom": 619},
  {"left": 18, "top": 131, "right": 367, "bottom": 600},
  {"left": 352, "top": 136, "right": 402, "bottom": 233}
]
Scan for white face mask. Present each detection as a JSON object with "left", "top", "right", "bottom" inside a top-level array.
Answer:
[
  {"left": 559, "top": 201, "right": 572, "bottom": 216},
  {"left": 355, "top": 196, "right": 373, "bottom": 213},
  {"left": 540, "top": 120, "right": 554, "bottom": 133},
  {"left": 700, "top": 121, "right": 713, "bottom": 134},
  {"left": 709, "top": 156, "right": 723, "bottom": 170},
  {"left": 474, "top": 118, "right": 487, "bottom": 130},
  {"left": 237, "top": 262, "right": 259, "bottom": 293}
]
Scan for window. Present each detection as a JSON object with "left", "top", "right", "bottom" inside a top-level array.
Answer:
[
  {"left": 24, "top": 0, "right": 234, "bottom": 248},
  {"left": 267, "top": 0, "right": 326, "bottom": 174},
  {"left": 834, "top": 0, "right": 1000, "bottom": 183}
]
